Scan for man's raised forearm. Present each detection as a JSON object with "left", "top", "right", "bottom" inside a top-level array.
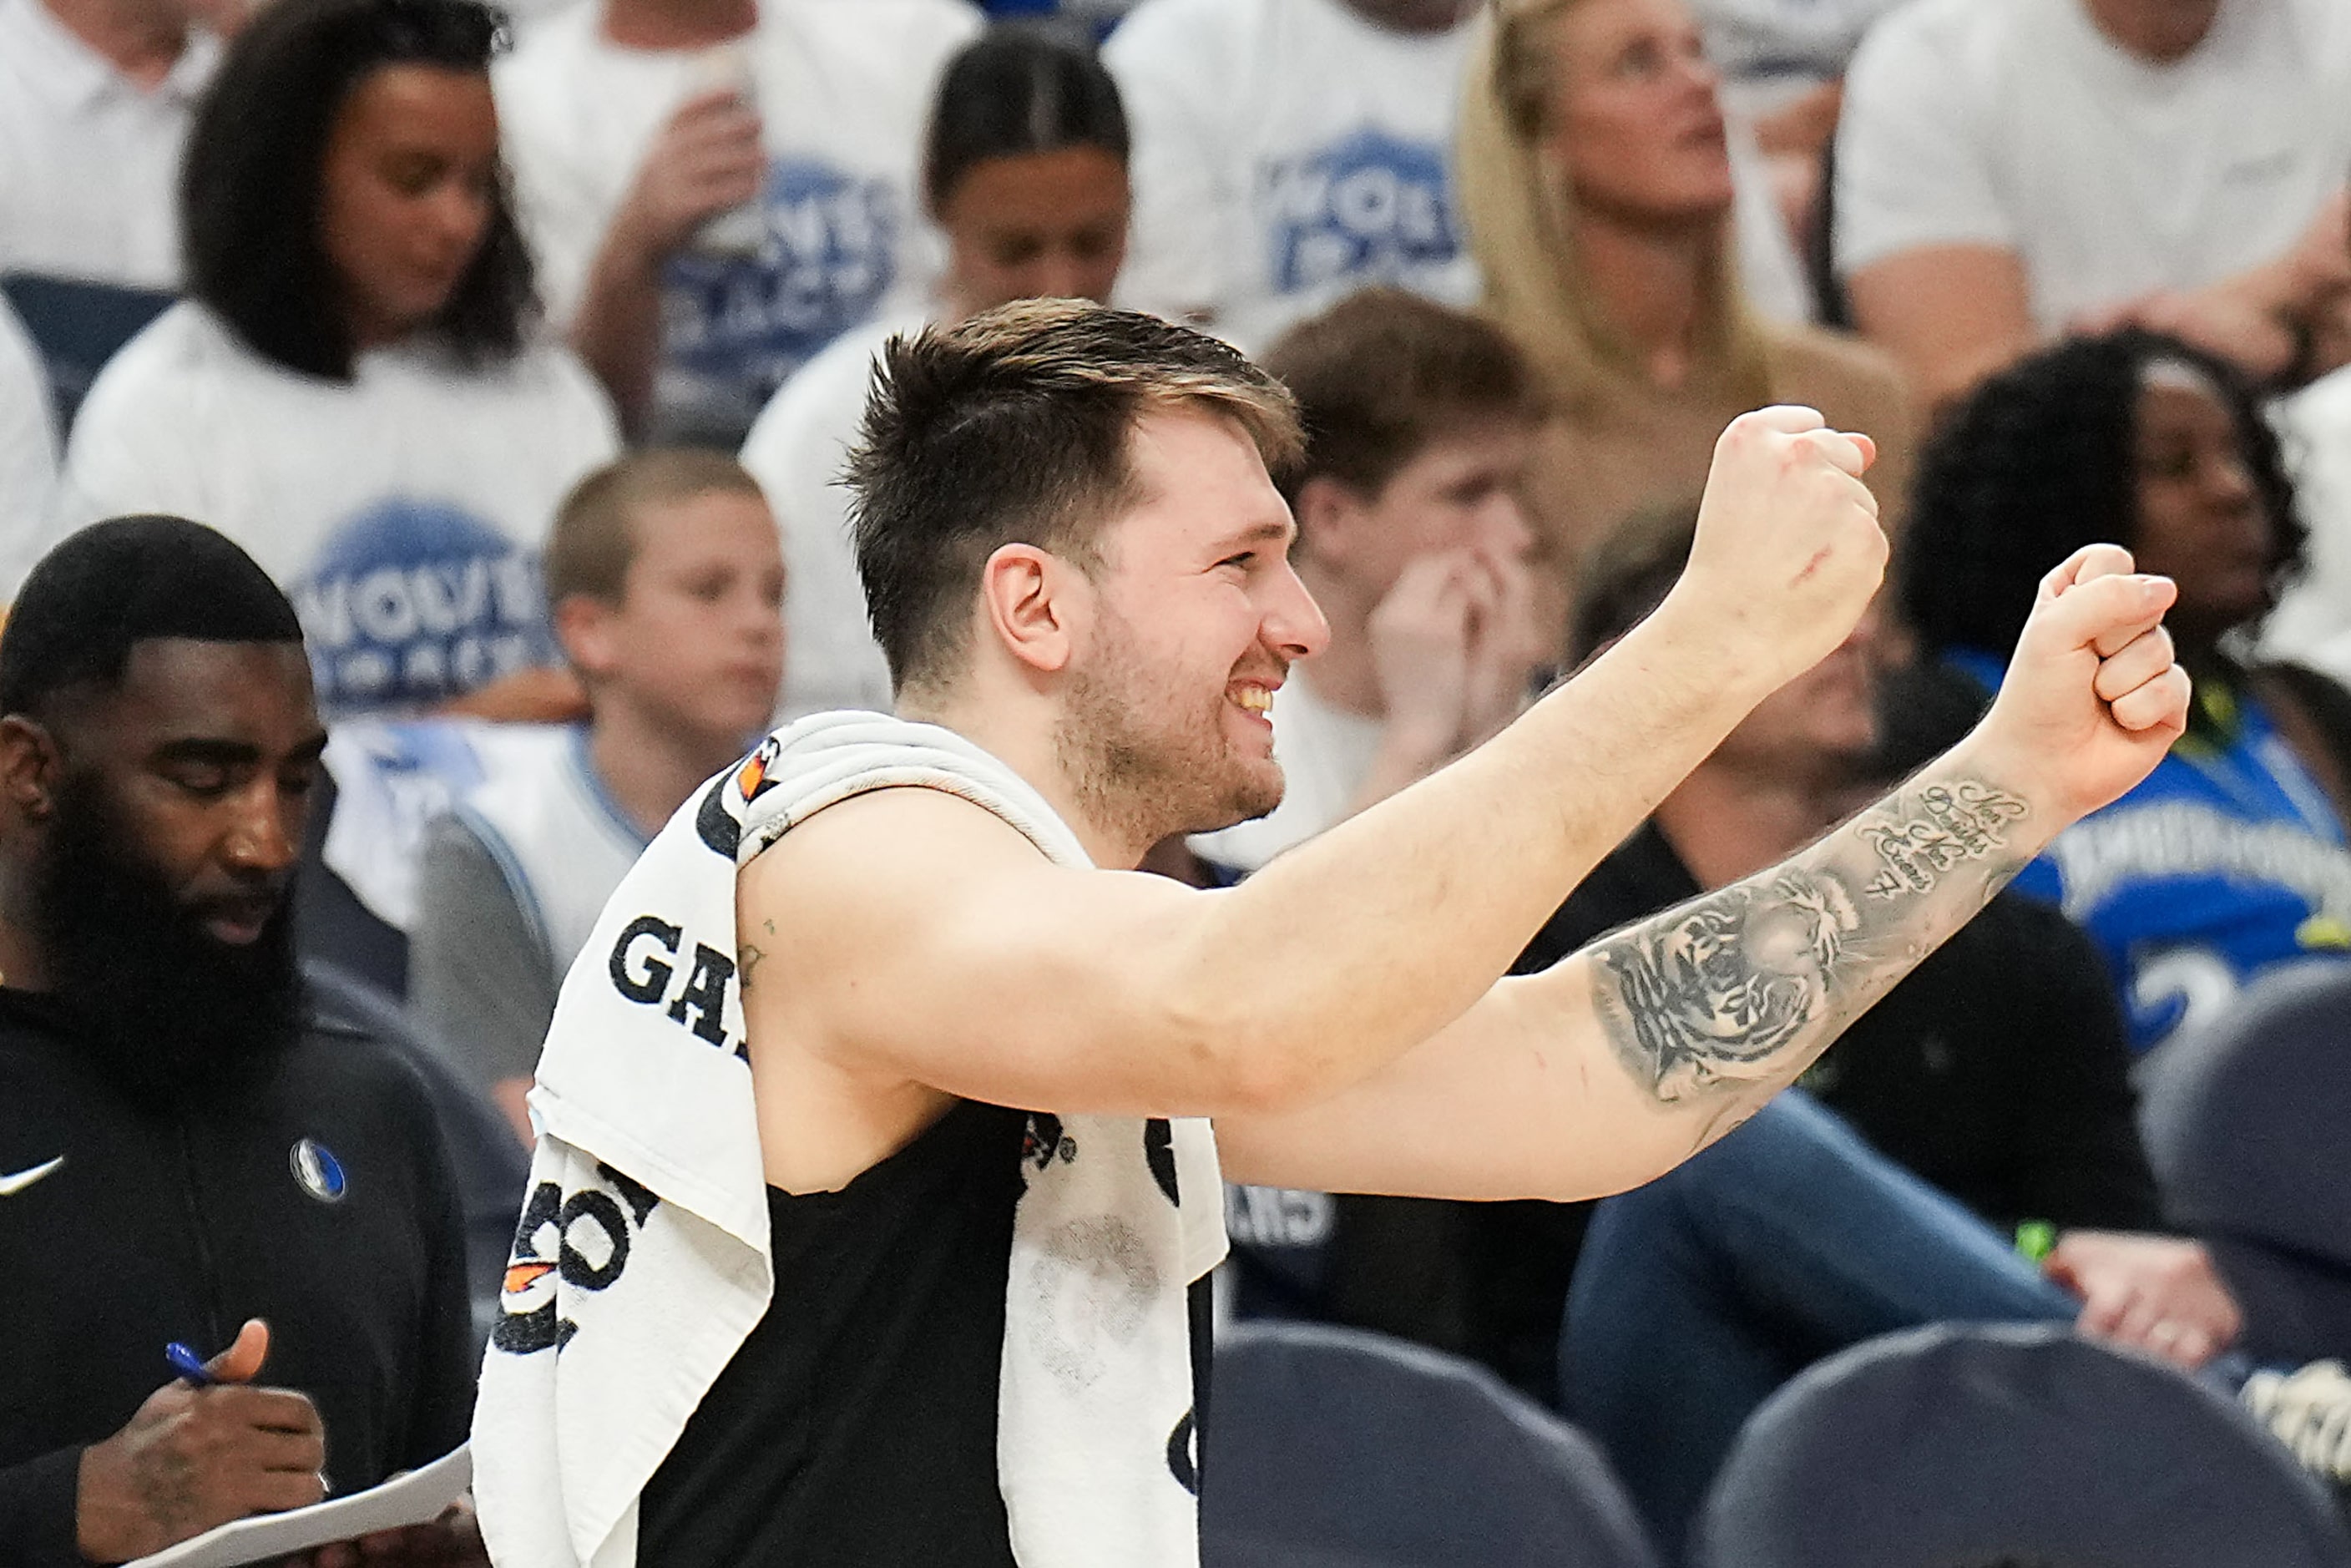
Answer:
[
  {"left": 1582, "top": 742, "right": 2044, "bottom": 1148},
  {"left": 1182, "top": 601, "right": 1797, "bottom": 1103}
]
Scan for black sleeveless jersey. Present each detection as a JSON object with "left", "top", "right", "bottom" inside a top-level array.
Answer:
[{"left": 638, "top": 1099, "right": 1031, "bottom": 1565}]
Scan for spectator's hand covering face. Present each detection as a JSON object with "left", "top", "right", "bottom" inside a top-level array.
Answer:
[{"left": 1332, "top": 422, "right": 1545, "bottom": 755}]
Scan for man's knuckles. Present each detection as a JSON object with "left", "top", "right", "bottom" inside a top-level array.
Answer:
[
  {"left": 2109, "top": 668, "right": 2192, "bottom": 734},
  {"left": 2091, "top": 627, "right": 2177, "bottom": 700}
]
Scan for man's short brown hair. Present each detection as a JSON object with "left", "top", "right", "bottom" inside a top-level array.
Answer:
[
  {"left": 843, "top": 298, "right": 1302, "bottom": 695},
  {"left": 545, "top": 448, "right": 769, "bottom": 609},
  {"left": 1261, "top": 287, "right": 1545, "bottom": 505}
]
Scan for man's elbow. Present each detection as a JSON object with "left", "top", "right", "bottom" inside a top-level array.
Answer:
[{"left": 1150, "top": 990, "right": 1340, "bottom": 1116}]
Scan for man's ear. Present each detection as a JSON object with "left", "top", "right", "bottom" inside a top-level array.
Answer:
[
  {"left": 1292, "top": 473, "right": 1367, "bottom": 570},
  {"left": 978, "top": 543, "right": 1087, "bottom": 676},
  {"left": 553, "top": 593, "right": 620, "bottom": 683},
  {"left": 0, "top": 716, "right": 62, "bottom": 823}
]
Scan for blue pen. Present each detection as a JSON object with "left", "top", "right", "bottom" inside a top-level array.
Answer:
[{"left": 164, "top": 1341, "right": 216, "bottom": 1387}]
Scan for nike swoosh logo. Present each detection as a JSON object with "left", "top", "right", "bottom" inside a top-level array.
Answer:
[{"left": 0, "top": 1156, "right": 65, "bottom": 1196}]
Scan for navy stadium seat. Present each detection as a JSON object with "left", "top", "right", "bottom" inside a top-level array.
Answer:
[
  {"left": 1695, "top": 1321, "right": 2351, "bottom": 1568},
  {"left": 1201, "top": 1318, "right": 1661, "bottom": 1568},
  {"left": 0, "top": 271, "right": 174, "bottom": 435},
  {"left": 2138, "top": 960, "right": 2351, "bottom": 1363}
]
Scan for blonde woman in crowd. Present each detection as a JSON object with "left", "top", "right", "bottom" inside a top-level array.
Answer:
[{"left": 1459, "top": 0, "right": 1914, "bottom": 622}]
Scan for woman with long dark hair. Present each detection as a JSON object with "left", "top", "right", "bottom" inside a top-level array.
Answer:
[
  {"left": 1895, "top": 327, "right": 2351, "bottom": 1050},
  {"left": 60, "top": 0, "right": 619, "bottom": 721},
  {"left": 740, "top": 23, "right": 1133, "bottom": 718}
]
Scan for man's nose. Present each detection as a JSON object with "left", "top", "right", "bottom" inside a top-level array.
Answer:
[
  {"left": 1266, "top": 563, "right": 1332, "bottom": 662},
  {"left": 1484, "top": 492, "right": 1537, "bottom": 561},
  {"left": 432, "top": 179, "right": 492, "bottom": 254},
  {"left": 221, "top": 786, "right": 300, "bottom": 874},
  {"left": 1032, "top": 248, "right": 1095, "bottom": 302}
]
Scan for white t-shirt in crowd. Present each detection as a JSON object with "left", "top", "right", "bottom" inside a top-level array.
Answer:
[
  {"left": 2265, "top": 367, "right": 2351, "bottom": 685},
  {"left": 1689, "top": 0, "right": 1906, "bottom": 80},
  {"left": 0, "top": 296, "right": 57, "bottom": 592},
  {"left": 495, "top": 0, "right": 979, "bottom": 441},
  {"left": 738, "top": 311, "right": 911, "bottom": 719},
  {"left": 1105, "top": 0, "right": 1484, "bottom": 353},
  {"left": 1190, "top": 671, "right": 1387, "bottom": 873},
  {"left": 60, "top": 303, "right": 620, "bottom": 718},
  {"left": 0, "top": 0, "right": 215, "bottom": 288},
  {"left": 1835, "top": 0, "right": 2351, "bottom": 331},
  {"left": 1105, "top": 0, "right": 1811, "bottom": 353}
]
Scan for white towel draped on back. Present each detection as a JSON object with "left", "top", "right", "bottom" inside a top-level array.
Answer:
[{"left": 472, "top": 711, "right": 1228, "bottom": 1567}]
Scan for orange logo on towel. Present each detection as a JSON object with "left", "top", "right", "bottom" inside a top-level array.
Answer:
[
  {"left": 492, "top": 1166, "right": 660, "bottom": 1358},
  {"left": 503, "top": 1261, "right": 554, "bottom": 1296},
  {"left": 736, "top": 736, "right": 783, "bottom": 804}
]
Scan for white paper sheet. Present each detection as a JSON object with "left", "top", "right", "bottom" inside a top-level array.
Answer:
[{"left": 125, "top": 1444, "right": 471, "bottom": 1568}]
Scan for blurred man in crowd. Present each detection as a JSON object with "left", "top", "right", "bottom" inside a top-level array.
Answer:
[
  {"left": 1106, "top": 0, "right": 1812, "bottom": 352},
  {"left": 0, "top": 518, "right": 477, "bottom": 1565},
  {"left": 1191, "top": 287, "right": 1548, "bottom": 872},
  {"left": 0, "top": 0, "right": 235, "bottom": 290},
  {"left": 1838, "top": 0, "right": 2351, "bottom": 407},
  {"left": 494, "top": 0, "right": 978, "bottom": 441}
]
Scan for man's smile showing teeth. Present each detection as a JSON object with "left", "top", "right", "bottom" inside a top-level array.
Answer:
[{"left": 1232, "top": 686, "right": 1272, "bottom": 713}]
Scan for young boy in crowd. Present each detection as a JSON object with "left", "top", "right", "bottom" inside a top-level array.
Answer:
[
  {"left": 407, "top": 450, "right": 785, "bottom": 1142},
  {"left": 1189, "top": 286, "right": 1549, "bottom": 873}
]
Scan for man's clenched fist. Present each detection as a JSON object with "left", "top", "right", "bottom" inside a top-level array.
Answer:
[
  {"left": 1655, "top": 405, "right": 1888, "bottom": 697},
  {"left": 1972, "top": 544, "right": 2192, "bottom": 827}
]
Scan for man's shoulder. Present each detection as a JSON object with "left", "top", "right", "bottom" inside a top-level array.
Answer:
[
  {"left": 493, "top": 0, "right": 605, "bottom": 89},
  {"left": 1102, "top": 0, "right": 1261, "bottom": 78},
  {"left": 72, "top": 301, "right": 237, "bottom": 417},
  {"left": 760, "top": 0, "right": 981, "bottom": 88},
  {"left": 1849, "top": 0, "right": 2020, "bottom": 68},
  {"left": 290, "top": 1001, "right": 447, "bottom": 1127},
  {"left": 746, "top": 781, "right": 1059, "bottom": 893}
]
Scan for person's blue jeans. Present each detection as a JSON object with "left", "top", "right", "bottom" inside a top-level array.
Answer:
[{"left": 1561, "top": 1090, "right": 2080, "bottom": 1560}]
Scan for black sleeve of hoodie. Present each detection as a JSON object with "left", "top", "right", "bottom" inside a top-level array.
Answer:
[{"left": 0, "top": 1446, "right": 86, "bottom": 1568}]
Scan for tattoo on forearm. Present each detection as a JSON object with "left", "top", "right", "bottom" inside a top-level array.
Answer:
[
  {"left": 1590, "top": 778, "right": 2029, "bottom": 1102},
  {"left": 1858, "top": 781, "right": 2029, "bottom": 899}
]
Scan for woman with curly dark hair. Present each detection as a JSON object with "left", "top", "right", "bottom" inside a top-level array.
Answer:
[
  {"left": 1893, "top": 327, "right": 2351, "bottom": 1052},
  {"left": 55, "top": 0, "right": 620, "bottom": 721}
]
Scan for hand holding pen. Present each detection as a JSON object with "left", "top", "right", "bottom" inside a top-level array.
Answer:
[{"left": 72, "top": 1318, "right": 329, "bottom": 1563}]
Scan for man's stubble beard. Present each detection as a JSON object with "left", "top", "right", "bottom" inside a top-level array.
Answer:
[
  {"left": 1056, "top": 609, "right": 1286, "bottom": 852},
  {"left": 30, "top": 771, "right": 304, "bottom": 1113}
]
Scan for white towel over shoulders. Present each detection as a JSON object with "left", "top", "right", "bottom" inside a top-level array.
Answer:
[{"left": 471, "top": 711, "right": 1226, "bottom": 1568}]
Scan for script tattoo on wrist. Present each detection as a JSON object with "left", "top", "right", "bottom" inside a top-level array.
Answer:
[
  {"left": 1858, "top": 781, "right": 2029, "bottom": 900},
  {"left": 1590, "top": 778, "right": 2030, "bottom": 1102}
]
